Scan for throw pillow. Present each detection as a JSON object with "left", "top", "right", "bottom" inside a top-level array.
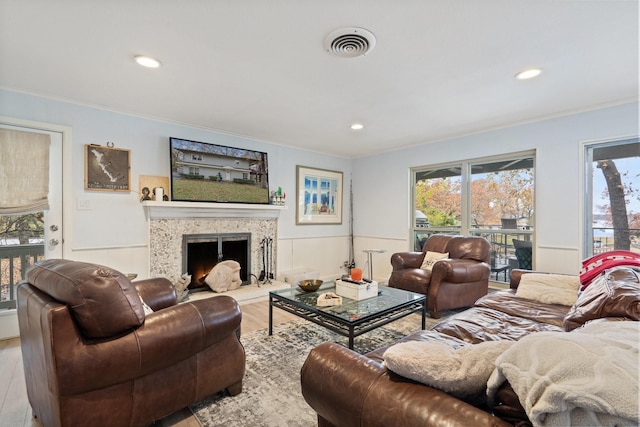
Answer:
[
  {"left": 420, "top": 251, "right": 449, "bottom": 271},
  {"left": 205, "top": 260, "right": 242, "bottom": 292},
  {"left": 515, "top": 273, "right": 580, "bottom": 306},
  {"left": 383, "top": 340, "right": 513, "bottom": 399}
]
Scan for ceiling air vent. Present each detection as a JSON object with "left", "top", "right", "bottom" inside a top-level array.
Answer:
[{"left": 324, "top": 27, "right": 376, "bottom": 58}]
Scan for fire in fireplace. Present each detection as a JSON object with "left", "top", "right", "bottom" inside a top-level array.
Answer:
[{"left": 182, "top": 233, "right": 251, "bottom": 291}]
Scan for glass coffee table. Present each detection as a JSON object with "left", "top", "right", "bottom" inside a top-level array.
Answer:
[{"left": 269, "top": 284, "right": 426, "bottom": 350}]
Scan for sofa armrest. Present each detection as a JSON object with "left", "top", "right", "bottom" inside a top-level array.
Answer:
[
  {"left": 134, "top": 277, "right": 178, "bottom": 310},
  {"left": 55, "top": 295, "right": 242, "bottom": 396},
  {"left": 301, "top": 342, "right": 511, "bottom": 427},
  {"left": 391, "top": 251, "right": 425, "bottom": 270}
]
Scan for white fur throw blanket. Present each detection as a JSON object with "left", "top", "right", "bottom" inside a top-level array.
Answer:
[
  {"left": 383, "top": 339, "right": 514, "bottom": 399},
  {"left": 487, "top": 320, "right": 640, "bottom": 427}
]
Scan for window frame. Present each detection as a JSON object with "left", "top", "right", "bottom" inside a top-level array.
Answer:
[
  {"left": 411, "top": 150, "right": 535, "bottom": 234},
  {"left": 582, "top": 137, "right": 640, "bottom": 257}
]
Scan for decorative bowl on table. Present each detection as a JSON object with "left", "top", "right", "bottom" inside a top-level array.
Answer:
[{"left": 297, "top": 279, "right": 323, "bottom": 293}]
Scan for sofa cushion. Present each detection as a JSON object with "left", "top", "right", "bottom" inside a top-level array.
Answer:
[
  {"left": 383, "top": 339, "right": 513, "bottom": 400},
  {"left": 26, "top": 259, "right": 145, "bottom": 338},
  {"left": 563, "top": 266, "right": 640, "bottom": 331},
  {"left": 420, "top": 251, "right": 449, "bottom": 271},
  {"left": 515, "top": 273, "right": 580, "bottom": 307},
  {"left": 431, "top": 291, "right": 569, "bottom": 344}
]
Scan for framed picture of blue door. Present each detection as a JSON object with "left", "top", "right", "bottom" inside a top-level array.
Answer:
[{"left": 296, "top": 166, "right": 343, "bottom": 225}]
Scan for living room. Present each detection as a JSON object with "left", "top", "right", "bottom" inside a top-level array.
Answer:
[
  {"left": 1, "top": 1, "right": 638, "bottom": 287},
  {"left": 0, "top": 1, "right": 639, "bottom": 426}
]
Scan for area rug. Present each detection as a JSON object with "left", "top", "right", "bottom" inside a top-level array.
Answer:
[{"left": 189, "top": 312, "right": 454, "bottom": 427}]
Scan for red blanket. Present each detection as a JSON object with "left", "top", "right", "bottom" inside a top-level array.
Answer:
[{"left": 580, "top": 250, "right": 640, "bottom": 290}]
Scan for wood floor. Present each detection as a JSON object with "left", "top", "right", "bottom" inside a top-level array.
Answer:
[{"left": 0, "top": 299, "right": 299, "bottom": 427}]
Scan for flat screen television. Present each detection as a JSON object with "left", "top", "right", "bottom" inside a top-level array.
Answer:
[{"left": 169, "top": 137, "right": 270, "bottom": 204}]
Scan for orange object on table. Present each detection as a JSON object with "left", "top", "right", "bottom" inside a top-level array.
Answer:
[{"left": 350, "top": 268, "right": 363, "bottom": 281}]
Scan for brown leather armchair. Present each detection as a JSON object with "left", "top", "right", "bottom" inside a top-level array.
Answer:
[
  {"left": 17, "top": 259, "right": 245, "bottom": 427},
  {"left": 388, "top": 234, "right": 490, "bottom": 318}
]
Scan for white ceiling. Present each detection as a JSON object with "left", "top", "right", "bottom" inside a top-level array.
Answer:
[{"left": 1, "top": 1, "right": 638, "bottom": 158}]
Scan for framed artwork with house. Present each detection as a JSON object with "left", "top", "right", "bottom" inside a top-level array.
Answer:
[
  {"left": 296, "top": 165, "right": 343, "bottom": 225},
  {"left": 84, "top": 144, "right": 131, "bottom": 192}
]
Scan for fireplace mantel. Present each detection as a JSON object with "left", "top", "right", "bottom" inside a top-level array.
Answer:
[{"left": 142, "top": 201, "right": 286, "bottom": 219}]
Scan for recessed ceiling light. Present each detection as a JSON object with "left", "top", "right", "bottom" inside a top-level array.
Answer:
[
  {"left": 350, "top": 123, "right": 364, "bottom": 130},
  {"left": 515, "top": 68, "right": 542, "bottom": 80},
  {"left": 134, "top": 55, "right": 162, "bottom": 68}
]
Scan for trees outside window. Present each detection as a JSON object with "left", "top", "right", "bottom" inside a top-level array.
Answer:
[
  {"left": 469, "top": 159, "right": 534, "bottom": 229},
  {"left": 414, "top": 170, "right": 462, "bottom": 229},
  {"left": 586, "top": 139, "right": 639, "bottom": 255}
]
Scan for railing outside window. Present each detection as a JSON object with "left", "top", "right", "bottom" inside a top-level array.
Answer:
[
  {"left": 592, "top": 227, "right": 640, "bottom": 254},
  {"left": 0, "top": 244, "right": 44, "bottom": 309},
  {"left": 413, "top": 227, "right": 532, "bottom": 283}
]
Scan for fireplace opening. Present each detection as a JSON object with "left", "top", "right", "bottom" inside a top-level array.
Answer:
[{"left": 182, "top": 233, "right": 251, "bottom": 291}]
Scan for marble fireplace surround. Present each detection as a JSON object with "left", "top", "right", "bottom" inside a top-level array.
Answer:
[{"left": 145, "top": 202, "right": 285, "bottom": 297}]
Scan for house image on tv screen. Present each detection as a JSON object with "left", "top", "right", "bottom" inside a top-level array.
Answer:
[{"left": 170, "top": 137, "right": 269, "bottom": 204}]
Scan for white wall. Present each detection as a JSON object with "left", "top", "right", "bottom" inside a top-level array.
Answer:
[
  {"left": 1, "top": 89, "right": 638, "bottom": 282},
  {"left": 352, "top": 102, "right": 639, "bottom": 278}
]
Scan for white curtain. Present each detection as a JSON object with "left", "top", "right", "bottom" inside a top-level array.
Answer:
[{"left": 0, "top": 128, "right": 50, "bottom": 214}]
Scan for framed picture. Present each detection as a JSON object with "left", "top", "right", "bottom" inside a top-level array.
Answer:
[
  {"left": 139, "top": 175, "right": 170, "bottom": 202},
  {"left": 296, "top": 165, "right": 343, "bottom": 225},
  {"left": 84, "top": 144, "right": 131, "bottom": 192}
]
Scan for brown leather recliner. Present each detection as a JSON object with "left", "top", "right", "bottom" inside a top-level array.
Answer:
[
  {"left": 17, "top": 259, "right": 245, "bottom": 427},
  {"left": 388, "top": 234, "right": 490, "bottom": 318}
]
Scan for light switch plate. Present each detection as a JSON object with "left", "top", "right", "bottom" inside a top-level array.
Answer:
[{"left": 77, "top": 199, "right": 92, "bottom": 210}]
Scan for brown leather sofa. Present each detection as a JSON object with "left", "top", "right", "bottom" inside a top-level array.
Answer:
[
  {"left": 301, "top": 267, "right": 640, "bottom": 427},
  {"left": 388, "top": 234, "right": 491, "bottom": 317},
  {"left": 17, "top": 259, "right": 246, "bottom": 427}
]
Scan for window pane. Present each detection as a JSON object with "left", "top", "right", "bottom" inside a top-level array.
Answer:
[
  {"left": 590, "top": 140, "right": 640, "bottom": 255},
  {"left": 470, "top": 158, "right": 534, "bottom": 230},
  {"left": 413, "top": 166, "right": 462, "bottom": 250},
  {"left": 0, "top": 213, "right": 45, "bottom": 308},
  {"left": 470, "top": 157, "right": 534, "bottom": 274}
]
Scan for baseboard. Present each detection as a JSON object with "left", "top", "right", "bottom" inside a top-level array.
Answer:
[{"left": 0, "top": 310, "right": 19, "bottom": 340}]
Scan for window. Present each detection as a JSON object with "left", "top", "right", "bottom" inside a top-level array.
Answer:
[
  {"left": 188, "top": 167, "right": 200, "bottom": 175},
  {"left": 412, "top": 152, "right": 535, "bottom": 279},
  {"left": 584, "top": 138, "right": 640, "bottom": 256},
  {"left": 469, "top": 158, "right": 534, "bottom": 231},
  {"left": 414, "top": 166, "right": 462, "bottom": 234}
]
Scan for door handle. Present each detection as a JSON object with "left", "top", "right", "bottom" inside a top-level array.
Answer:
[
  {"left": 50, "top": 225, "right": 59, "bottom": 231},
  {"left": 49, "top": 239, "right": 60, "bottom": 246}
]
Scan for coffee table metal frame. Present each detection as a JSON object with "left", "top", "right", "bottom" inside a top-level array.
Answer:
[{"left": 269, "top": 285, "right": 426, "bottom": 350}]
